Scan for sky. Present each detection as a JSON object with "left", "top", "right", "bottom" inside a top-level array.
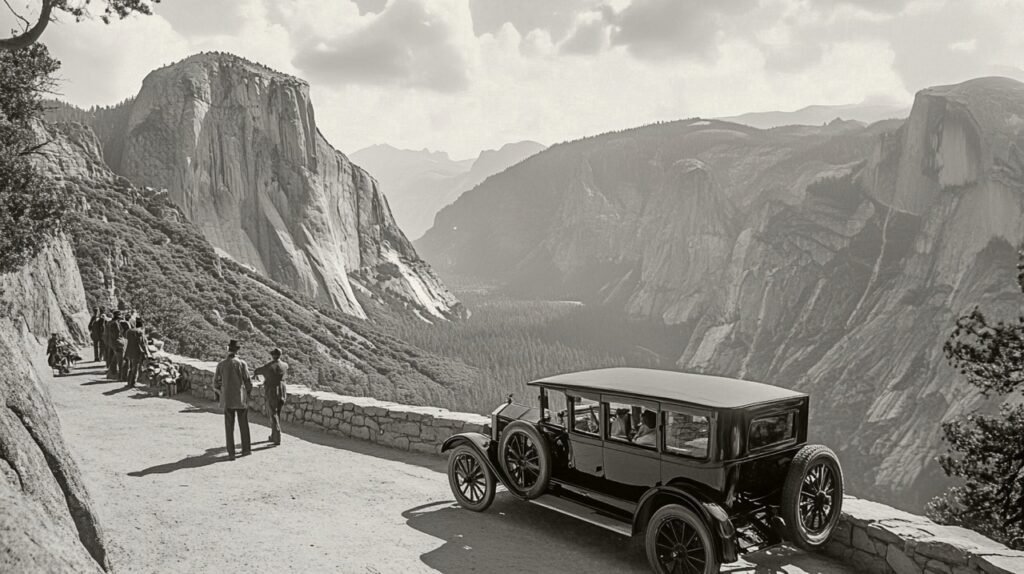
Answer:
[{"left": 4, "top": 0, "right": 1024, "bottom": 158}]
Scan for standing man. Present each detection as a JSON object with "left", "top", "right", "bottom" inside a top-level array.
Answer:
[
  {"left": 103, "top": 311, "right": 121, "bottom": 378},
  {"left": 87, "top": 308, "right": 102, "bottom": 362},
  {"left": 125, "top": 318, "right": 151, "bottom": 388},
  {"left": 214, "top": 340, "right": 252, "bottom": 460},
  {"left": 254, "top": 348, "right": 288, "bottom": 445},
  {"left": 91, "top": 309, "right": 108, "bottom": 365}
]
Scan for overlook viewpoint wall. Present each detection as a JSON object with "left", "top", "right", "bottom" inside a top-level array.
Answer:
[{"left": 156, "top": 353, "right": 1024, "bottom": 574}]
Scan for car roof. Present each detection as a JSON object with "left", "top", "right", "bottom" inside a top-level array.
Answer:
[{"left": 529, "top": 367, "right": 806, "bottom": 409}]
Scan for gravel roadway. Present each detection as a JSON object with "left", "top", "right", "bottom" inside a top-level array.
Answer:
[{"left": 49, "top": 359, "right": 854, "bottom": 574}]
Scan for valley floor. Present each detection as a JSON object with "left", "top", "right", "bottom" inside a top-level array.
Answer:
[{"left": 48, "top": 358, "right": 853, "bottom": 574}]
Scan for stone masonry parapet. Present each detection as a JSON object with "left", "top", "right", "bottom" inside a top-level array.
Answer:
[{"left": 155, "top": 352, "right": 1024, "bottom": 574}]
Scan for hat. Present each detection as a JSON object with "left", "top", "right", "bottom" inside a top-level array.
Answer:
[
  {"left": 270, "top": 347, "right": 282, "bottom": 357},
  {"left": 228, "top": 339, "right": 241, "bottom": 351}
]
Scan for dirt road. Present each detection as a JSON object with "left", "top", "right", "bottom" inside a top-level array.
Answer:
[{"left": 48, "top": 359, "right": 853, "bottom": 573}]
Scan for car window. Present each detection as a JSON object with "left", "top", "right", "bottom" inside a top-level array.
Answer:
[
  {"left": 544, "top": 389, "right": 568, "bottom": 427},
  {"left": 571, "top": 396, "right": 600, "bottom": 435},
  {"left": 748, "top": 411, "right": 795, "bottom": 450},
  {"left": 664, "top": 410, "right": 710, "bottom": 459},
  {"left": 605, "top": 401, "right": 657, "bottom": 450}
]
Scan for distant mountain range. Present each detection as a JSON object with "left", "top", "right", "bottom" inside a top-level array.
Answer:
[
  {"left": 352, "top": 141, "right": 546, "bottom": 239},
  {"left": 418, "top": 77, "right": 1024, "bottom": 511},
  {"left": 719, "top": 101, "right": 910, "bottom": 128}
]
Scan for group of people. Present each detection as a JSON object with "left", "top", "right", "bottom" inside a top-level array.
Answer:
[
  {"left": 87, "top": 307, "right": 152, "bottom": 388},
  {"left": 83, "top": 308, "right": 290, "bottom": 460},
  {"left": 46, "top": 332, "right": 81, "bottom": 375},
  {"left": 214, "top": 339, "right": 289, "bottom": 459}
]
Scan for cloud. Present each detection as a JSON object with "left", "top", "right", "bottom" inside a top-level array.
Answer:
[
  {"left": 291, "top": 0, "right": 471, "bottom": 92},
  {"left": 559, "top": 11, "right": 607, "bottom": 55},
  {"left": 606, "top": 0, "right": 758, "bottom": 60},
  {"left": 153, "top": 0, "right": 252, "bottom": 37},
  {"left": 467, "top": 0, "right": 603, "bottom": 41}
]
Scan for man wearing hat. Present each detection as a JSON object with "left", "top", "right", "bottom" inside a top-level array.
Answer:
[
  {"left": 214, "top": 339, "right": 253, "bottom": 459},
  {"left": 103, "top": 311, "right": 122, "bottom": 378},
  {"left": 254, "top": 348, "right": 289, "bottom": 445}
]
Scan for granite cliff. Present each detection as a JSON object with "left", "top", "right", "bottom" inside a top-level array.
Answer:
[
  {"left": 418, "top": 77, "right": 1024, "bottom": 511},
  {"left": 0, "top": 237, "right": 108, "bottom": 572},
  {"left": 63, "top": 53, "right": 460, "bottom": 321}
]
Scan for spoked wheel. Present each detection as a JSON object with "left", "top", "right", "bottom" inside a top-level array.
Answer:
[
  {"left": 645, "top": 505, "right": 720, "bottom": 574},
  {"left": 498, "top": 421, "right": 551, "bottom": 499},
  {"left": 781, "top": 444, "right": 844, "bottom": 550},
  {"left": 447, "top": 445, "right": 496, "bottom": 512}
]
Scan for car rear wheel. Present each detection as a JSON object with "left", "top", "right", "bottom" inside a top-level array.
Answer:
[
  {"left": 780, "top": 444, "right": 844, "bottom": 550},
  {"left": 498, "top": 421, "right": 552, "bottom": 499},
  {"left": 447, "top": 444, "right": 496, "bottom": 512},
  {"left": 645, "top": 504, "right": 721, "bottom": 574}
]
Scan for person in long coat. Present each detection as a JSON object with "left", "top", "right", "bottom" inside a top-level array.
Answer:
[
  {"left": 103, "top": 311, "right": 122, "bottom": 377},
  {"left": 91, "top": 310, "right": 107, "bottom": 365},
  {"left": 214, "top": 339, "right": 252, "bottom": 460},
  {"left": 124, "top": 318, "right": 151, "bottom": 388},
  {"left": 111, "top": 320, "right": 129, "bottom": 382},
  {"left": 87, "top": 308, "right": 102, "bottom": 362},
  {"left": 254, "top": 348, "right": 288, "bottom": 445}
]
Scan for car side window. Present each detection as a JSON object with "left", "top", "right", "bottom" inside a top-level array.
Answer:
[
  {"left": 544, "top": 389, "right": 568, "bottom": 427},
  {"left": 664, "top": 410, "right": 710, "bottom": 459},
  {"left": 748, "top": 411, "right": 796, "bottom": 450},
  {"left": 605, "top": 401, "right": 657, "bottom": 450},
  {"left": 571, "top": 396, "right": 600, "bottom": 435}
]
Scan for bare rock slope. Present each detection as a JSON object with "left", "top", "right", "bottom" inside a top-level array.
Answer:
[
  {"left": 96, "top": 53, "right": 460, "bottom": 321},
  {"left": 0, "top": 238, "right": 108, "bottom": 573},
  {"left": 418, "top": 77, "right": 1024, "bottom": 510}
]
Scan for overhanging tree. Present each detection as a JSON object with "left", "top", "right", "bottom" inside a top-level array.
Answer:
[
  {"left": 928, "top": 252, "right": 1024, "bottom": 550},
  {"left": 1, "top": 0, "right": 157, "bottom": 51}
]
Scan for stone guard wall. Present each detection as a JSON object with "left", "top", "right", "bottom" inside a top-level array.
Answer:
[{"left": 166, "top": 354, "right": 1024, "bottom": 574}]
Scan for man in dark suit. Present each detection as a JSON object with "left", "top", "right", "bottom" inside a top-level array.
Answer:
[
  {"left": 87, "top": 308, "right": 102, "bottom": 362},
  {"left": 90, "top": 309, "right": 107, "bottom": 364},
  {"left": 103, "top": 311, "right": 122, "bottom": 378},
  {"left": 214, "top": 340, "right": 252, "bottom": 460},
  {"left": 125, "top": 318, "right": 151, "bottom": 388},
  {"left": 254, "top": 348, "right": 288, "bottom": 445}
]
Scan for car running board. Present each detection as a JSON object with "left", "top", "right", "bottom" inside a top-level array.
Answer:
[{"left": 529, "top": 494, "right": 632, "bottom": 538}]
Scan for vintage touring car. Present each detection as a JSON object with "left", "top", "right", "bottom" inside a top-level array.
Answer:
[{"left": 442, "top": 367, "right": 843, "bottom": 574}]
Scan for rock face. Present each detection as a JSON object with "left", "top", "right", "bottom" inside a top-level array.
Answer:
[
  {"left": 0, "top": 238, "right": 108, "bottom": 573},
  {"left": 351, "top": 140, "right": 545, "bottom": 239},
  {"left": 95, "top": 53, "right": 460, "bottom": 320},
  {"left": 418, "top": 77, "right": 1024, "bottom": 511}
]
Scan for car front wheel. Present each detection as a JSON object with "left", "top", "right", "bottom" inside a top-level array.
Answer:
[
  {"left": 780, "top": 444, "right": 844, "bottom": 550},
  {"left": 645, "top": 504, "right": 721, "bottom": 574},
  {"left": 447, "top": 444, "right": 496, "bottom": 512}
]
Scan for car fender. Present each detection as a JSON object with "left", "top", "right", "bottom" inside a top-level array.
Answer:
[
  {"left": 441, "top": 432, "right": 526, "bottom": 499},
  {"left": 633, "top": 485, "right": 738, "bottom": 563}
]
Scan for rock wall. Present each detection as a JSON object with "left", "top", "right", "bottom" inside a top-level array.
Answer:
[
  {"left": 0, "top": 239, "right": 108, "bottom": 573},
  {"left": 158, "top": 352, "right": 1024, "bottom": 573},
  {"left": 104, "top": 52, "right": 461, "bottom": 321},
  {"left": 172, "top": 354, "right": 490, "bottom": 455},
  {"left": 826, "top": 498, "right": 1024, "bottom": 574}
]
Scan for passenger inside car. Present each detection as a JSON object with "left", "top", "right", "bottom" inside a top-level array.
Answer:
[
  {"left": 610, "top": 407, "right": 632, "bottom": 440},
  {"left": 633, "top": 410, "right": 657, "bottom": 446}
]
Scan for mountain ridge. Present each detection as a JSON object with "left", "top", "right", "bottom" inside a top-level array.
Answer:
[{"left": 417, "top": 77, "right": 1024, "bottom": 511}]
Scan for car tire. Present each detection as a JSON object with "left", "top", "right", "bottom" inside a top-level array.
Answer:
[
  {"left": 447, "top": 444, "right": 496, "bottom": 512},
  {"left": 645, "top": 504, "right": 721, "bottom": 574},
  {"left": 780, "top": 444, "right": 844, "bottom": 550},
  {"left": 497, "top": 421, "right": 552, "bottom": 499}
]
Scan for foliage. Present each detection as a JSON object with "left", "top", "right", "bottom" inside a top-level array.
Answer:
[
  {"left": 928, "top": 251, "right": 1024, "bottom": 549},
  {"left": 0, "top": 43, "right": 69, "bottom": 274},
  {"left": 377, "top": 289, "right": 687, "bottom": 412}
]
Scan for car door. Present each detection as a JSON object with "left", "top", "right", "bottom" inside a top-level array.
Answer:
[
  {"left": 602, "top": 395, "right": 661, "bottom": 501},
  {"left": 566, "top": 391, "right": 604, "bottom": 489}
]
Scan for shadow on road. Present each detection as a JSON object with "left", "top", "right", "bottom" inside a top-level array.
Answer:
[
  {"left": 128, "top": 447, "right": 231, "bottom": 476},
  {"left": 81, "top": 378, "right": 118, "bottom": 386},
  {"left": 403, "top": 497, "right": 649, "bottom": 573},
  {"left": 102, "top": 385, "right": 135, "bottom": 396},
  {"left": 402, "top": 498, "right": 851, "bottom": 574}
]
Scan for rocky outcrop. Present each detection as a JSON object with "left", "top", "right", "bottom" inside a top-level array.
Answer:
[
  {"left": 0, "top": 238, "right": 108, "bottom": 573},
  {"left": 417, "top": 78, "right": 1024, "bottom": 511},
  {"left": 94, "top": 53, "right": 460, "bottom": 320}
]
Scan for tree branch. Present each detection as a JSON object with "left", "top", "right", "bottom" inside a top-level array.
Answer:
[
  {"left": 0, "top": 0, "right": 54, "bottom": 51},
  {"left": 3, "top": 0, "right": 31, "bottom": 31}
]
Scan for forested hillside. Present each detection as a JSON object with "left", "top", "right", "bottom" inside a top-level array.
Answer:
[{"left": 40, "top": 121, "right": 482, "bottom": 410}]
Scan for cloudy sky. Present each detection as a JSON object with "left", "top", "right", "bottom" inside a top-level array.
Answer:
[{"left": 5, "top": 0, "right": 1024, "bottom": 158}]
